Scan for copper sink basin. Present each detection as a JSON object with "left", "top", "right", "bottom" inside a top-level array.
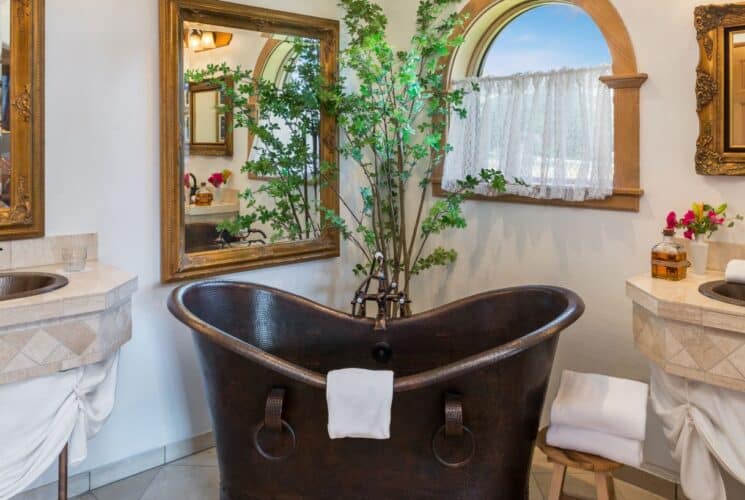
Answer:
[
  {"left": 699, "top": 280, "right": 745, "bottom": 307},
  {"left": 0, "top": 272, "right": 69, "bottom": 302}
]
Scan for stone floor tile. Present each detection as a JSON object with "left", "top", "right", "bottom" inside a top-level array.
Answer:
[
  {"left": 140, "top": 466, "right": 219, "bottom": 500},
  {"left": 90, "top": 467, "right": 161, "bottom": 500},
  {"left": 170, "top": 448, "right": 218, "bottom": 467}
]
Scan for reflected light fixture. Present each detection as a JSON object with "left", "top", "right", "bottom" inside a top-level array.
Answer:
[
  {"left": 200, "top": 31, "right": 216, "bottom": 50},
  {"left": 183, "top": 28, "right": 233, "bottom": 53},
  {"left": 188, "top": 29, "right": 203, "bottom": 50}
]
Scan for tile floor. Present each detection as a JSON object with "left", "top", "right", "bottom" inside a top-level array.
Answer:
[{"left": 25, "top": 446, "right": 665, "bottom": 500}]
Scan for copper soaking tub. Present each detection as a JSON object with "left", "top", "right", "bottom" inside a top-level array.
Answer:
[{"left": 168, "top": 282, "right": 584, "bottom": 499}]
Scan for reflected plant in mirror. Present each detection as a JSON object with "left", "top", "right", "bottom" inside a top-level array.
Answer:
[{"left": 188, "top": 38, "right": 324, "bottom": 244}]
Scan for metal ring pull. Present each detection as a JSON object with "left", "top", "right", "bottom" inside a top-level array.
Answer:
[
  {"left": 432, "top": 393, "right": 475, "bottom": 468},
  {"left": 254, "top": 388, "right": 297, "bottom": 461}
]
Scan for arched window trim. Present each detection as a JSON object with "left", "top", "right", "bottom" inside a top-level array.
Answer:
[{"left": 433, "top": 0, "right": 648, "bottom": 212}]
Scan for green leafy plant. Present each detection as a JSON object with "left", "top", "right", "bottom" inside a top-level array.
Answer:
[
  {"left": 188, "top": 0, "right": 517, "bottom": 310},
  {"left": 187, "top": 38, "right": 323, "bottom": 243},
  {"left": 321, "top": 0, "right": 513, "bottom": 303}
]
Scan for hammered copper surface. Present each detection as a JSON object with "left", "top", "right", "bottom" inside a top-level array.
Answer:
[
  {"left": 168, "top": 282, "right": 584, "bottom": 499},
  {"left": 0, "top": 272, "right": 68, "bottom": 301},
  {"left": 700, "top": 280, "right": 745, "bottom": 307}
]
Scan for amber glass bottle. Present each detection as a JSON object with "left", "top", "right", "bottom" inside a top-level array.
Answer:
[{"left": 651, "top": 229, "right": 688, "bottom": 281}]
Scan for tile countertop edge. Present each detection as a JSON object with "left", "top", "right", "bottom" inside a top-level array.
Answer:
[
  {"left": 0, "top": 261, "right": 138, "bottom": 331},
  {"left": 626, "top": 271, "right": 745, "bottom": 327}
]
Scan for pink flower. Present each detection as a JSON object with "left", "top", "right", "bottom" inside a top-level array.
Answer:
[
  {"left": 184, "top": 173, "right": 191, "bottom": 189},
  {"left": 708, "top": 210, "right": 725, "bottom": 225},
  {"left": 666, "top": 211, "right": 677, "bottom": 229},
  {"left": 208, "top": 172, "right": 225, "bottom": 188},
  {"left": 682, "top": 210, "right": 696, "bottom": 226},
  {"left": 684, "top": 229, "right": 695, "bottom": 240}
]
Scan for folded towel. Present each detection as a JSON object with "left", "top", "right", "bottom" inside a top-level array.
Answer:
[
  {"left": 547, "top": 424, "right": 643, "bottom": 468},
  {"left": 726, "top": 260, "right": 745, "bottom": 284},
  {"left": 551, "top": 370, "right": 648, "bottom": 441},
  {"left": 327, "top": 368, "right": 394, "bottom": 440}
]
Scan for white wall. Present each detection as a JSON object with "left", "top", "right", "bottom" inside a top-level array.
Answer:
[
  {"left": 39, "top": 0, "right": 745, "bottom": 491},
  {"left": 382, "top": 0, "right": 745, "bottom": 482},
  {"left": 43, "top": 0, "right": 354, "bottom": 478}
]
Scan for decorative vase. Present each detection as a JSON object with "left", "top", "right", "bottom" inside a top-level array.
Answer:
[
  {"left": 213, "top": 186, "right": 224, "bottom": 204},
  {"left": 689, "top": 235, "right": 709, "bottom": 275}
]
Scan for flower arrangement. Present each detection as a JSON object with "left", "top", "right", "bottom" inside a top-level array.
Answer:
[
  {"left": 208, "top": 169, "right": 232, "bottom": 189},
  {"left": 666, "top": 202, "right": 742, "bottom": 240}
]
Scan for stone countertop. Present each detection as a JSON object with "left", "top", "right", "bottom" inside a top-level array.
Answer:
[
  {"left": 627, "top": 271, "right": 745, "bottom": 391},
  {"left": 0, "top": 261, "right": 137, "bottom": 384},
  {"left": 627, "top": 271, "right": 745, "bottom": 335},
  {"left": 0, "top": 261, "right": 137, "bottom": 330}
]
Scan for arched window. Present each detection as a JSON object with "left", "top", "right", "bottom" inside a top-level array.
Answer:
[
  {"left": 478, "top": 4, "right": 610, "bottom": 77},
  {"left": 435, "top": 0, "right": 647, "bottom": 212}
]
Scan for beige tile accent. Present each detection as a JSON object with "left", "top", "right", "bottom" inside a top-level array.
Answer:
[
  {"left": 0, "top": 329, "right": 33, "bottom": 351},
  {"left": 3, "top": 352, "right": 36, "bottom": 373},
  {"left": 0, "top": 340, "right": 18, "bottom": 371},
  {"left": 708, "top": 330, "right": 742, "bottom": 356},
  {"left": 727, "top": 345, "right": 745, "bottom": 379},
  {"left": 669, "top": 349, "right": 699, "bottom": 370},
  {"left": 22, "top": 330, "right": 59, "bottom": 363},
  {"left": 665, "top": 332, "right": 684, "bottom": 359},
  {"left": 710, "top": 359, "right": 743, "bottom": 380},
  {"left": 45, "top": 321, "right": 97, "bottom": 355},
  {"left": 44, "top": 343, "right": 76, "bottom": 364}
]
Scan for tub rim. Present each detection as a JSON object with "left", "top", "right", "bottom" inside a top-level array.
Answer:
[{"left": 168, "top": 281, "right": 584, "bottom": 393}]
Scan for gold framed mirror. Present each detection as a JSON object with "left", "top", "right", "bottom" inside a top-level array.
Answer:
[
  {"left": 696, "top": 3, "right": 745, "bottom": 175},
  {"left": 0, "top": 0, "right": 44, "bottom": 240},
  {"left": 160, "top": 0, "right": 340, "bottom": 282}
]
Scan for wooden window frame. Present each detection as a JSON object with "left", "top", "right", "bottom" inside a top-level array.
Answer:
[{"left": 433, "top": 0, "right": 647, "bottom": 212}]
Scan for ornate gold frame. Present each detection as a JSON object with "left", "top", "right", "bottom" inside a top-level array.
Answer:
[
  {"left": 433, "top": 0, "right": 647, "bottom": 212},
  {"left": 160, "top": 0, "right": 340, "bottom": 282},
  {"left": 0, "top": 0, "right": 44, "bottom": 240},
  {"left": 695, "top": 3, "right": 745, "bottom": 175}
]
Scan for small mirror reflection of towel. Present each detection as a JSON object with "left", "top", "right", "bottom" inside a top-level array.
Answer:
[{"left": 326, "top": 368, "right": 394, "bottom": 440}]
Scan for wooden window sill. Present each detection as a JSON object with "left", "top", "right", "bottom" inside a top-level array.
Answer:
[{"left": 432, "top": 180, "right": 643, "bottom": 212}]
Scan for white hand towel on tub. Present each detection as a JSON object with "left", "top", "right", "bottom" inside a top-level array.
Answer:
[
  {"left": 546, "top": 425, "right": 643, "bottom": 468},
  {"left": 725, "top": 260, "right": 745, "bottom": 284},
  {"left": 327, "top": 368, "right": 394, "bottom": 439},
  {"left": 551, "top": 370, "right": 648, "bottom": 441}
]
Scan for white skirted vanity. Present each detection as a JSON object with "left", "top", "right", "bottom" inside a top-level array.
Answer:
[
  {"left": 627, "top": 246, "right": 745, "bottom": 500},
  {"left": 0, "top": 234, "right": 137, "bottom": 500}
]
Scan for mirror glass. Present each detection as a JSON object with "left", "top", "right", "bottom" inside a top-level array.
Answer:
[
  {"left": 181, "top": 22, "right": 324, "bottom": 254},
  {"left": 729, "top": 29, "right": 745, "bottom": 149},
  {"left": 0, "top": 1, "right": 10, "bottom": 210}
]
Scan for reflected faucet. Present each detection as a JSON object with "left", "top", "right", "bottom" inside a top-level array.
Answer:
[{"left": 351, "top": 252, "right": 411, "bottom": 330}]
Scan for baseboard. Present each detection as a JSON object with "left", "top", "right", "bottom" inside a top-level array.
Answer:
[{"left": 13, "top": 431, "right": 216, "bottom": 499}]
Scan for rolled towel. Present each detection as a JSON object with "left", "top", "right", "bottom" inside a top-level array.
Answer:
[
  {"left": 327, "top": 368, "right": 393, "bottom": 440},
  {"left": 725, "top": 260, "right": 745, "bottom": 284},
  {"left": 551, "top": 370, "right": 648, "bottom": 441},
  {"left": 547, "top": 424, "right": 643, "bottom": 468}
]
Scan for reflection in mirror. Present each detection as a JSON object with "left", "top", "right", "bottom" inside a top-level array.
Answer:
[
  {"left": 182, "top": 22, "right": 325, "bottom": 255},
  {"left": 0, "top": 1, "right": 10, "bottom": 210},
  {"left": 729, "top": 29, "right": 745, "bottom": 149}
]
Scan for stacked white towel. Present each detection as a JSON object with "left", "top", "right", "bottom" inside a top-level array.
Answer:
[
  {"left": 547, "top": 370, "right": 649, "bottom": 467},
  {"left": 725, "top": 259, "right": 745, "bottom": 284}
]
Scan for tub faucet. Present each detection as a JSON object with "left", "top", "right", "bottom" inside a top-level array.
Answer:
[{"left": 351, "top": 252, "right": 411, "bottom": 330}]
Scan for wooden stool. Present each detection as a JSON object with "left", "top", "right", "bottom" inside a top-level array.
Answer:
[{"left": 536, "top": 428, "right": 622, "bottom": 500}]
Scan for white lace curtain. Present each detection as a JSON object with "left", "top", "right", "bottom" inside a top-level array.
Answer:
[{"left": 442, "top": 65, "right": 614, "bottom": 202}]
